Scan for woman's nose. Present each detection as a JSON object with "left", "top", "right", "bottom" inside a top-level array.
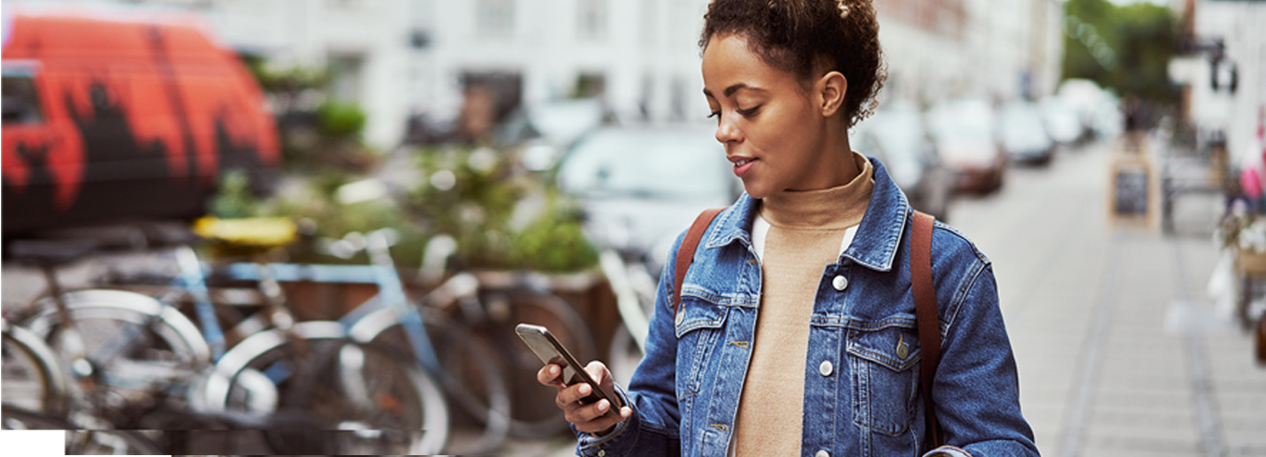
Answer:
[{"left": 715, "top": 115, "right": 741, "bottom": 144}]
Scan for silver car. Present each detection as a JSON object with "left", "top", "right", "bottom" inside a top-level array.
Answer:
[
  {"left": 853, "top": 104, "right": 953, "bottom": 221},
  {"left": 555, "top": 124, "right": 742, "bottom": 272}
]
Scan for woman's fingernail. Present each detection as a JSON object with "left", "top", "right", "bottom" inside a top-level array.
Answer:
[
  {"left": 598, "top": 400, "right": 609, "bottom": 412},
  {"left": 550, "top": 366, "right": 559, "bottom": 375},
  {"left": 579, "top": 384, "right": 591, "bottom": 395}
]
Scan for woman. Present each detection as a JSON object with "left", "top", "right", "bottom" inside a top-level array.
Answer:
[{"left": 538, "top": 1, "right": 1039, "bottom": 456}]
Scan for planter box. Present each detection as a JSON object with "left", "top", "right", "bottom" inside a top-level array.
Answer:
[{"left": 1236, "top": 249, "right": 1266, "bottom": 276}]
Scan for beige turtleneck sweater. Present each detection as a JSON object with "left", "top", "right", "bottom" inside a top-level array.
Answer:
[{"left": 732, "top": 151, "right": 874, "bottom": 456}]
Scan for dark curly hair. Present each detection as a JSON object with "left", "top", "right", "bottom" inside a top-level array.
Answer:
[{"left": 700, "top": 0, "right": 887, "bottom": 128}]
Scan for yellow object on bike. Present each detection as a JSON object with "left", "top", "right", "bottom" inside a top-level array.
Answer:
[{"left": 193, "top": 217, "right": 298, "bottom": 249}]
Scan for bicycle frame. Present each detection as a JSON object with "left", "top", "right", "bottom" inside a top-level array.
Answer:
[
  {"left": 214, "top": 232, "right": 452, "bottom": 382},
  {"left": 174, "top": 246, "right": 228, "bottom": 361}
]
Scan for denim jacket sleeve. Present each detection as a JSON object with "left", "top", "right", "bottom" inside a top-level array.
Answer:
[
  {"left": 573, "top": 234, "right": 686, "bottom": 457},
  {"left": 926, "top": 254, "right": 1039, "bottom": 457}
]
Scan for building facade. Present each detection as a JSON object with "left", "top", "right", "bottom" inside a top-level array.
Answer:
[
  {"left": 1171, "top": 0, "right": 1266, "bottom": 161},
  {"left": 5, "top": 0, "right": 1065, "bottom": 148},
  {"left": 875, "top": 0, "right": 1062, "bottom": 105}
]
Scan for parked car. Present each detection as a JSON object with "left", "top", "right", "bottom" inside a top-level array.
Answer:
[
  {"left": 1, "top": 10, "right": 280, "bottom": 237},
  {"left": 497, "top": 98, "right": 607, "bottom": 171},
  {"left": 998, "top": 101, "right": 1055, "bottom": 165},
  {"left": 928, "top": 99, "right": 1006, "bottom": 194},
  {"left": 1038, "top": 97, "right": 1087, "bottom": 147},
  {"left": 852, "top": 104, "right": 953, "bottom": 221},
  {"left": 554, "top": 124, "right": 741, "bottom": 272}
]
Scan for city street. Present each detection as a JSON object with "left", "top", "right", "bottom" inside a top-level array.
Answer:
[
  {"left": 505, "top": 138, "right": 1266, "bottom": 457},
  {"left": 5, "top": 138, "right": 1265, "bottom": 457},
  {"left": 3, "top": 0, "right": 1262, "bottom": 455}
]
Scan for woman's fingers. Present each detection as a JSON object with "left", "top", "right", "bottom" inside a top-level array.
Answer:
[
  {"left": 556, "top": 379, "right": 594, "bottom": 406},
  {"left": 541, "top": 360, "right": 631, "bottom": 435},
  {"left": 571, "top": 404, "right": 634, "bottom": 435},
  {"left": 537, "top": 364, "right": 564, "bottom": 388},
  {"left": 568, "top": 398, "right": 613, "bottom": 423}
]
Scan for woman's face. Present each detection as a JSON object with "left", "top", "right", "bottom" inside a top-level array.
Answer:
[{"left": 702, "top": 33, "right": 833, "bottom": 200}]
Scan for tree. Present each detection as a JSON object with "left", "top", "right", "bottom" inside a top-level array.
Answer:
[{"left": 1062, "top": 0, "right": 1181, "bottom": 105}]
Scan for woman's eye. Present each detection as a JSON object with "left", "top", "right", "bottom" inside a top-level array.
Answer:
[
  {"left": 737, "top": 105, "right": 761, "bottom": 116},
  {"left": 707, "top": 111, "right": 720, "bottom": 119}
]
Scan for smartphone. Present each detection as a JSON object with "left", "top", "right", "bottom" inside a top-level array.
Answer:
[{"left": 515, "top": 323, "right": 622, "bottom": 418}]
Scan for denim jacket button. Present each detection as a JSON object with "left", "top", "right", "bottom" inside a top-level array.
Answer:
[
  {"left": 675, "top": 310, "right": 684, "bottom": 326},
  {"left": 598, "top": 451, "right": 606, "bottom": 457},
  {"left": 819, "top": 360, "right": 834, "bottom": 377},
  {"left": 815, "top": 450, "right": 830, "bottom": 457},
  {"left": 832, "top": 275, "right": 848, "bottom": 291}
]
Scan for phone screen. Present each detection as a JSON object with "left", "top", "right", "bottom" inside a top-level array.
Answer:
[{"left": 515, "top": 323, "right": 622, "bottom": 416}]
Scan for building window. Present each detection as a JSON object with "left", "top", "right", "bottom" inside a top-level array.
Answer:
[
  {"left": 329, "top": 53, "right": 365, "bottom": 103},
  {"left": 578, "top": 0, "right": 608, "bottom": 40},
  {"left": 2, "top": 67, "right": 44, "bottom": 125},
  {"left": 571, "top": 73, "right": 606, "bottom": 98},
  {"left": 477, "top": 0, "right": 515, "bottom": 37}
]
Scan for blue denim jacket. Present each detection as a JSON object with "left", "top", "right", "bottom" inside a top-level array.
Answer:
[{"left": 575, "top": 158, "right": 1039, "bottom": 457}]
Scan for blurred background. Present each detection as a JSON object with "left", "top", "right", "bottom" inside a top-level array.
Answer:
[{"left": 1, "top": 0, "right": 1264, "bottom": 455}]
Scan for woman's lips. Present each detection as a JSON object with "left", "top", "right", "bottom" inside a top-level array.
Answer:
[{"left": 732, "top": 158, "right": 757, "bottom": 177}]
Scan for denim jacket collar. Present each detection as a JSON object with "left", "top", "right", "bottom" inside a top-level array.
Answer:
[{"left": 704, "top": 156, "right": 910, "bottom": 273}]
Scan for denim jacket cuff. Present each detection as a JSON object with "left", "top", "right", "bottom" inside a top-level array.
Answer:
[
  {"left": 922, "top": 445, "right": 973, "bottom": 457},
  {"left": 574, "top": 385, "right": 638, "bottom": 457}
]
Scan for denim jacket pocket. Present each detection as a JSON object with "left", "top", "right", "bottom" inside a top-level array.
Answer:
[
  {"left": 847, "top": 322, "right": 921, "bottom": 436},
  {"left": 674, "top": 294, "right": 728, "bottom": 398}
]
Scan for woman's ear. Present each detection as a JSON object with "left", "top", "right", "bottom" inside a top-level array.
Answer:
[{"left": 817, "top": 71, "right": 848, "bottom": 118}]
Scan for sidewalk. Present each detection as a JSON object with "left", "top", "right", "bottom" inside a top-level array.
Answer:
[{"left": 951, "top": 142, "right": 1266, "bottom": 457}]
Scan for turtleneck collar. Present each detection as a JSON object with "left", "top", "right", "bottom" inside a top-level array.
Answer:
[{"left": 759, "top": 150, "right": 874, "bottom": 229}]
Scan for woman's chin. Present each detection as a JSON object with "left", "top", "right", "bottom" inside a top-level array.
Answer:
[{"left": 741, "top": 181, "right": 772, "bottom": 200}]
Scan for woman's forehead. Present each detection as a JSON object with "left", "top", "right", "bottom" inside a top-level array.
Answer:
[{"left": 702, "top": 34, "right": 797, "bottom": 94}]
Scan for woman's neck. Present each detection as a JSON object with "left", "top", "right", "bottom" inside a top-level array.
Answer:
[
  {"left": 761, "top": 150, "right": 874, "bottom": 228},
  {"left": 787, "top": 124, "right": 859, "bottom": 192}
]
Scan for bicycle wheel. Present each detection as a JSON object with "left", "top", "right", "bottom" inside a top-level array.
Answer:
[
  {"left": 196, "top": 321, "right": 450, "bottom": 454},
  {"left": 1, "top": 404, "right": 164, "bottom": 455},
  {"left": 2, "top": 322, "right": 70, "bottom": 415},
  {"left": 21, "top": 290, "right": 210, "bottom": 408},
  {"left": 350, "top": 306, "right": 511, "bottom": 454},
  {"left": 480, "top": 287, "right": 597, "bottom": 437},
  {"left": 607, "top": 323, "right": 645, "bottom": 387}
]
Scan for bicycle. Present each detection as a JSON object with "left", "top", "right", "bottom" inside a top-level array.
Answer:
[
  {"left": 475, "top": 272, "right": 599, "bottom": 437},
  {"left": 2, "top": 319, "right": 70, "bottom": 415},
  {"left": 408, "top": 233, "right": 600, "bottom": 438},
  {"left": 5, "top": 239, "right": 210, "bottom": 429},
  {"left": 598, "top": 244, "right": 659, "bottom": 387},
  {"left": 11, "top": 224, "right": 450, "bottom": 454},
  {"left": 585, "top": 217, "right": 660, "bottom": 387},
  {"left": 205, "top": 228, "right": 597, "bottom": 440},
  {"left": 31, "top": 225, "right": 504, "bottom": 454},
  {"left": 200, "top": 227, "right": 512, "bottom": 453},
  {"left": 182, "top": 217, "right": 451, "bottom": 454}
]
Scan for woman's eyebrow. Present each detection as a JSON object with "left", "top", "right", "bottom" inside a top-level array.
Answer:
[{"left": 703, "top": 83, "right": 766, "bottom": 99}]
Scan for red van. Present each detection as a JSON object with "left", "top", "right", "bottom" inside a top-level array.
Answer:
[{"left": 1, "top": 10, "right": 279, "bottom": 236}]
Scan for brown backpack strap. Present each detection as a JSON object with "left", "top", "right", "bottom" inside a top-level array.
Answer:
[
  {"left": 912, "top": 210, "right": 942, "bottom": 449},
  {"left": 673, "top": 208, "right": 725, "bottom": 316}
]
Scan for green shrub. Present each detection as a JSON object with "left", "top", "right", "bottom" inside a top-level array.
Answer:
[{"left": 318, "top": 100, "right": 368, "bottom": 139}]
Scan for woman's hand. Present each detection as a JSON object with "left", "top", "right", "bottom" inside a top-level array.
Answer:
[{"left": 537, "top": 360, "right": 633, "bottom": 435}]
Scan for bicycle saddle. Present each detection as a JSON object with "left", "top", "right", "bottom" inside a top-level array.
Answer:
[{"left": 192, "top": 217, "right": 297, "bottom": 254}]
